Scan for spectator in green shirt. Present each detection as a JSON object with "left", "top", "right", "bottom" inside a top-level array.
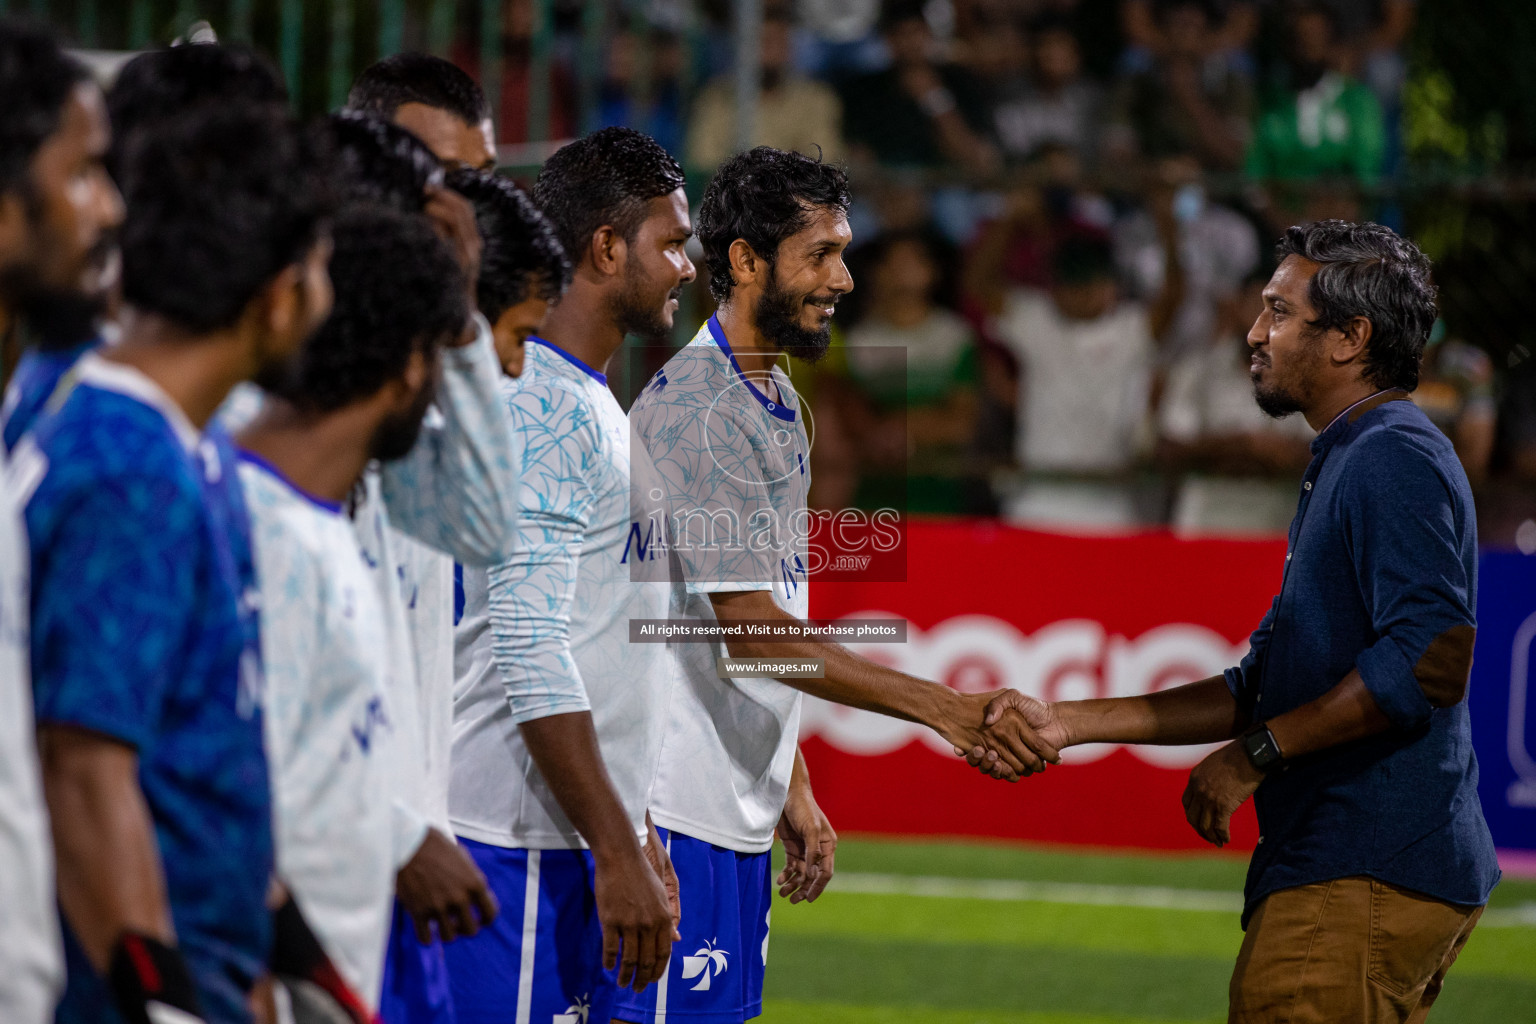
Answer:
[
  {"left": 817, "top": 230, "right": 986, "bottom": 515},
  {"left": 1246, "top": 2, "right": 1386, "bottom": 184}
]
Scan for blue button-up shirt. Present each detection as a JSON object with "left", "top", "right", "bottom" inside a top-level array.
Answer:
[{"left": 1224, "top": 392, "right": 1499, "bottom": 926}]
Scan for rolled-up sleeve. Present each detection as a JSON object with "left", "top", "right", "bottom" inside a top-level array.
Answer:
[
  {"left": 1225, "top": 594, "right": 1280, "bottom": 714},
  {"left": 1345, "top": 441, "right": 1476, "bottom": 729}
]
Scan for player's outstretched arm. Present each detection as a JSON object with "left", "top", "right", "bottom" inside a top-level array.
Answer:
[
  {"left": 707, "top": 590, "right": 1059, "bottom": 780},
  {"left": 967, "top": 676, "right": 1248, "bottom": 777},
  {"left": 520, "top": 713, "right": 678, "bottom": 992},
  {"left": 979, "top": 675, "right": 1249, "bottom": 753},
  {"left": 40, "top": 726, "right": 206, "bottom": 1022}
]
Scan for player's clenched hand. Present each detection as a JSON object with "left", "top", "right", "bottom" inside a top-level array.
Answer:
[
  {"left": 776, "top": 783, "right": 836, "bottom": 904},
  {"left": 396, "top": 828, "right": 499, "bottom": 944},
  {"left": 594, "top": 843, "right": 677, "bottom": 992},
  {"left": 1181, "top": 741, "right": 1263, "bottom": 847}
]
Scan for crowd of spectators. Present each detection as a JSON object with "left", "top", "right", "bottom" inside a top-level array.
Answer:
[{"left": 489, "top": 0, "right": 1535, "bottom": 539}]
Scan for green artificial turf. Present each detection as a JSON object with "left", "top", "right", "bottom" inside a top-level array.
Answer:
[{"left": 756, "top": 836, "right": 1536, "bottom": 1024}]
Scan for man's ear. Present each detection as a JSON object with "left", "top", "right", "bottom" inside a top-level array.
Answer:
[
  {"left": 400, "top": 348, "right": 429, "bottom": 399},
  {"left": 379, "top": 349, "right": 430, "bottom": 411},
  {"left": 257, "top": 263, "right": 305, "bottom": 338},
  {"left": 728, "top": 238, "right": 762, "bottom": 293},
  {"left": 588, "top": 224, "right": 626, "bottom": 278},
  {"left": 1330, "top": 315, "right": 1374, "bottom": 368}
]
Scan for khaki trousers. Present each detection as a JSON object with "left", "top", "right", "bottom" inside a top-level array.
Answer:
[{"left": 1229, "top": 876, "right": 1483, "bottom": 1024}]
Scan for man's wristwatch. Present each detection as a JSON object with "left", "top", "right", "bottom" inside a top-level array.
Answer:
[{"left": 1241, "top": 723, "right": 1285, "bottom": 774}]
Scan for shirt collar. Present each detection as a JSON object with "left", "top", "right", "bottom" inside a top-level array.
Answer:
[
  {"left": 236, "top": 449, "right": 345, "bottom": 514},
  {"left": 706, "top": 314, "right": 797, "bottom": 423},
  {"left": 72, "top": 351, "right": 201, "bottom": 453},
  {"left": 1312, "top": 388, "right": 1411, "bottom": 452},
  {"left": 528, "top": 337, "right": 607, "bottom": 385}
]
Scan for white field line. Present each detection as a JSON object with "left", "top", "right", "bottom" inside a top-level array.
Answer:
[{"left": 829, "top": 872, "right": 1536, "bottom": 929}]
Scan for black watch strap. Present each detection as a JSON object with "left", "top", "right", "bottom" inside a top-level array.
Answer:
[{"left": 1242, "top": 723, "right": 1285, "bottom": 774}]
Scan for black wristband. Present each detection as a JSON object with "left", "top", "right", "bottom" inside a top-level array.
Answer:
[
  {"left": 108, "top": 932, "right": 205, "bottom": 1024},
  {"left": 270, "top": 895, "right": 373, "bottom": 1023},
  {"left": 1241, "top": 723, "right": 1285, "bottom": 774},
  {"left": 270, "top": 896, "right": 328, "bottom": 978}
]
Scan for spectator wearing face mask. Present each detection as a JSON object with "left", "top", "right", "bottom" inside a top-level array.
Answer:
[{"left": 1114, "top": 151, "right": 1260, "bottom": 364}]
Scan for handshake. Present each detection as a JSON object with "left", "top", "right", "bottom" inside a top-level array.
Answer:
[
  {"left": 932, "top": 688, "right": 1067, "bottom": 783},
  {"left": 931, "top": 683, "right": 1263, "bottom": 850}
]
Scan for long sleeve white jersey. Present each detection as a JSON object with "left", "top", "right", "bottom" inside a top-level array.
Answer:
[
  {"left": 449, "top": 338, "right": 674, "bottom": 849},
  {"left": 352, "top": 317, "right": 521, "bottom": 842},
  {"left": 626, "top": 318, "right": 811, "bottom": 854},
  {"left": 239, "top": 454, "right": 394, "bottom": 1010}
]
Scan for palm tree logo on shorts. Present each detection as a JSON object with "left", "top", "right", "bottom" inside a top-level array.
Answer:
[
  {"left": 552, "top": 994, "right": 590, "bottom": 1023},
  {"left": 682, "top": 939, "right": 730, "bottom": 991}
]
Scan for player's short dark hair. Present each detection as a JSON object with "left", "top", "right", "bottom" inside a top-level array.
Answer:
[
  {"left": 106, "top": 42, "right": 286, "bottom": 180},
  {"left": 329, "top": 110, "right": 441, "bottom": 213},
  {"left": 270, "top": 203, "right": 465, "bottom": 412},
  {"left": 0, "top": 19, "right": 91, "bottom": 195},
  {"left": 118, "top": 103, "right": 335, "bottom": 334},
  {"left": 1277, "top": 219, "right": 1438, "bottom": 392},
  {"left": 346, "top": 52, "right": 488, "bottom": 126},
  {"left": 531, "top": 127, "right": 684, "bottom": 271},
  {"left": 447, "top": 168, "right": 570, "bottom": 322},
  {"left": 697, "top": 146, "right": 850, "bottom": 303}
]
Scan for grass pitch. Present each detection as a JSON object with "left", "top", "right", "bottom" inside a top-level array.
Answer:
[{"left": 759, "top": 837, "right": 1536, "bottom": 1023}]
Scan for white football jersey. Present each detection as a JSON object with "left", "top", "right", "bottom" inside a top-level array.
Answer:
[
  {"left": 628, "top": 317, "right": 811, "bottom": 853},
  {"left": 239, "top": 455, "right": 394, "bottom": 1009},
  {"left": 350, "top": 319, "right": 521, "bottom": 850},
  {"left": 0, "top": 448, "right": 62, "bottom": 1024},
  {"left": 450, "top": 339, "right": 673, "bottom": 849}
]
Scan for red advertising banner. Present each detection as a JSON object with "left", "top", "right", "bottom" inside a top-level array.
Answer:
[{"left": 802, "top": 519, "right": 1289, "bottom": 853}]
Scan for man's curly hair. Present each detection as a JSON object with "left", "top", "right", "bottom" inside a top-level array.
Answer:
[{"left": 697, "top": 146, "right": 849, "bottom": 303}]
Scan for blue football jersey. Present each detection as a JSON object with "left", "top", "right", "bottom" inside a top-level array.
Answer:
[
  {"left": 21, "top": 353, "right": 271, "bottom": 1024},
  {"left": 0, "top": 339, "right": 95, "bottom": 454}
]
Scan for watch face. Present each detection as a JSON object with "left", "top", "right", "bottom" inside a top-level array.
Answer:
[{"left": 1246, "top": 729, "right": 1281, "bottom": 770}]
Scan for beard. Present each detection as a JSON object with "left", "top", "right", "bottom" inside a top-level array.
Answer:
[
  {"left": 12, "top": 287, "right": 104, "bottom": 350},
  {"left": 0, "top": 216, "right": 119, "bottom": 350},
  {"left": 1252, "top": 374, "right": 1307, "bottom": 419},
  {"left": 611, "top": 265, "right": 678, "bottom": 342},
  {"left": 1250, "top": 351, "right": 1316, "bottom": 419},
  {"left": 370, "top": 372, "right": 438, "bottom": 463},
  {"left": 755, "top": 272, "right": 834, "bottom": 364}
]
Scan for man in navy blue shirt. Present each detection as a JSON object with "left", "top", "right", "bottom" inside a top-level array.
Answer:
[{"left": 980, "top": 220, "right": 1499, "bottom": 1023}]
